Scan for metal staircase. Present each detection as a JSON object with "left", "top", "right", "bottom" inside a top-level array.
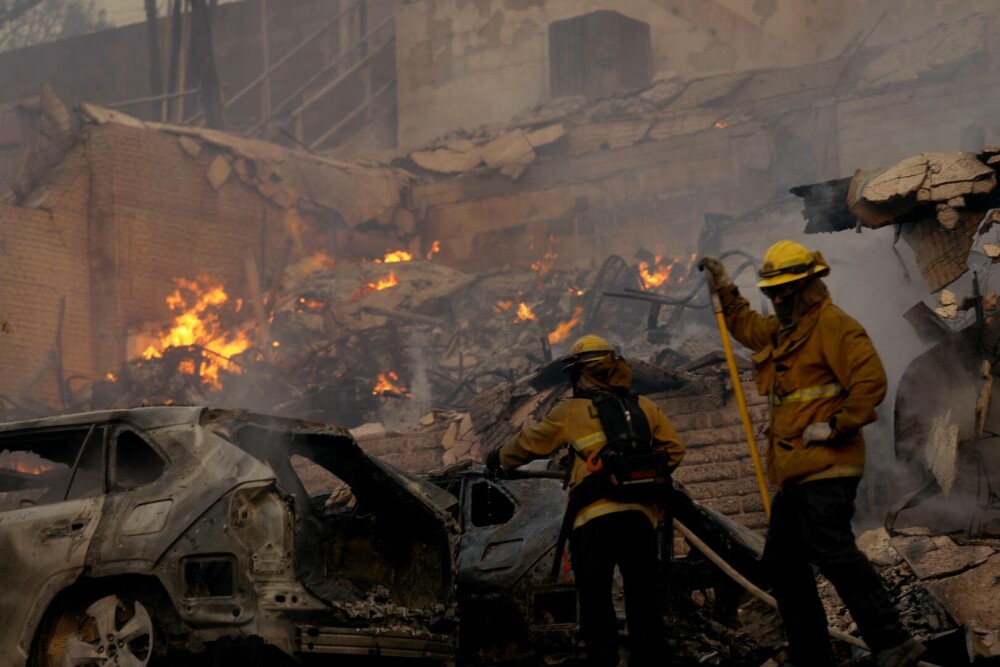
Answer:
[{"left": 191, "top": 0, "right": 397, "bottom": 153}]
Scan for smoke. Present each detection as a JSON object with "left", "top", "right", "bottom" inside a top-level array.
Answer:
[{"left": 380, "top": 330, "right": 433, "bottom": 430}]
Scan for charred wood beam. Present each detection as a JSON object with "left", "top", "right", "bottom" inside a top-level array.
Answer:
[
  {"left": 189, "top": 0, "right": 225, "bottom": 129},
  {"left": 166, "top": 0, "right": 184, "bottom": 103},
  {"left": 144, "top": 0, "right": 163, "bottom": 118}
]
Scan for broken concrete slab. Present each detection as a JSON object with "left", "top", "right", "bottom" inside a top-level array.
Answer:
[
  {"left": 480, "top": 129, "right": 534, "bottom": 167},
  {"left": 525, "top": 123, "right": 566, "bottom": 149},
  {"left": 936, "top": 289, "right": 959, "bottom": 319},
  {"left": 639, "top": 77, "right": 685, "bottom": 107},
  {"left": 918, "top": 152, "right": 995, "bottom": 203},
  {"left": 206, "top": 154, "right": 233, "bottom": 191},
  {"left": 891, "top": 534, "right": 994, "bottom": 579},
  {"left": 925, "top": 409, "right": 961, "bottom": 495},
  {"left": 80, "top": 101, "right": 145, "bottom": 129},
  {"left": 857, "top": 527, "right": 901, "bottom": 567},
  {"left": 410, "top": 147, "right": 483, "bottom": 174},
  {"left": 860, "top": 155, "right": 929, "bottom": 204},
  {"left": 565, "top": 120, "right": 652, "bottom": 154},
  {"left": 178, "top": 136, "right": 202, "bottom": 157},
  {"left": 924, "top": 553, "right": 1000, "bottom": 658}
]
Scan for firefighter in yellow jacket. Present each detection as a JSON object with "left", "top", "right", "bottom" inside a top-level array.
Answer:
[
  {"left": 700, "top": 241, "right": 924, "bottom": 667},
  {"left": 486, "top": 334, "right": 684, "bottom": 667}
]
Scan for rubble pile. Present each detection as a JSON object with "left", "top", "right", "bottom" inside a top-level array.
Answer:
[
  {"left": 399, "top": 72, "right": 753, "bottom": 182},
  {"left": 799, "top": 146, "right": 1000, "bottom": 294}
]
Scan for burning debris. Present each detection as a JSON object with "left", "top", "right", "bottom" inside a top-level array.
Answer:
[{"left": 73, "top": 239, "right": 709, "bottom": 429}]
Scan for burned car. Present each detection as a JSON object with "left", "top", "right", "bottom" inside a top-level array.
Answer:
[
  {"left": 0, "top": 407, "right": 457, "bottom": 666},
  {"left": 424, "top": 461, "right": 579, "bottom": 664},
  {"left": 425, "top": 460, "right": 770, "bottom": 666}
]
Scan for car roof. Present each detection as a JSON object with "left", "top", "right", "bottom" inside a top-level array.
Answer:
[{"left": 0, "top": 406, "right": 209, "bottom": 433}]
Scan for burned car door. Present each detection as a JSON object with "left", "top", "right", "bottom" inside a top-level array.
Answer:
[
  {"left": 0, "top": 425, "right": 106, "bottom": 665},
  {"left": 456, "top": 473, "right": 581, "bottom": 661}
]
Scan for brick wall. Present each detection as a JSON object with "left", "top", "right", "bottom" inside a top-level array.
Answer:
[
  {"left": 649, "top": 381, "right": 770, "bottom": 529},
  {"left": 84, "top": 123, "right": 292, "bottom": 375},
  {"left": 0, "top": 151, "right": 92, "bottom": 407}
]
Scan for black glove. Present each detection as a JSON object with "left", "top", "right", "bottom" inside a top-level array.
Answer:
[{"left": 485, "top": 448, "right": 507, "bottom": 478}]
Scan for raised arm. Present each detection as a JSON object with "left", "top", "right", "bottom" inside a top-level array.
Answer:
[
  {"left": 718, "top": 283, "right": 778, "bottom": 353},
  {"left": 497, "top": 401, "right": 571, "bottom": 470}
]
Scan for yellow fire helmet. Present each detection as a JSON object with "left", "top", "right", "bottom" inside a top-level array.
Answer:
[
  {"left": 563, "top": 334, "right": 616, "bottom": 371},
  {"left": 756, "top": 240, "right": 830, "bottom": 288}
]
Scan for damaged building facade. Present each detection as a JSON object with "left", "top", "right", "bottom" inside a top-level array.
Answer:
[{"left": 0, "top": 0, "right": 998, "bottom": 520}]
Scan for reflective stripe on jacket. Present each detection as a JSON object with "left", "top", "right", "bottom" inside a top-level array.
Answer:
[
  {"left": 719, "top": 284, "right": 887, "bottom": 489},
  {"left": 498, "top": 394, "right": 685, "bottom": 529}
]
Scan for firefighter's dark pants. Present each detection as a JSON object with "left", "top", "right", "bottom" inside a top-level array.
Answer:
[
  {"left": 570, "top": 510, "right": 666, "bottom": 667},
  {"left": 763, "top": 478, "right": 909, "bottom": 666}
]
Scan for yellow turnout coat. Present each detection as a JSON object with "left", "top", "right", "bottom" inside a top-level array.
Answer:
[
  {"left": 719, "top": 284, "right": 887, "bottom": 489},
  {"left": 498, "top": 363, "right": 684, "bottom": 529}
]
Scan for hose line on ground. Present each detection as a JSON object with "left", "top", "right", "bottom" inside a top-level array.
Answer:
[{"left": 671, "top": 519, "right": 942, "bottom": 667}]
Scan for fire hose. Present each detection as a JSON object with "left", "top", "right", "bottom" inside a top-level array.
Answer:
[{"left": 672, "top": 519, "right": 943, "bottom": 667}]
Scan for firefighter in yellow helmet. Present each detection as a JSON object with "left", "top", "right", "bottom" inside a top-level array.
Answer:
[
  {"left": 700, "top": 242, "right": 924, "bottom": 667},
  {"left": 486, "top": 334, "right": 684, "bottom": 667}
]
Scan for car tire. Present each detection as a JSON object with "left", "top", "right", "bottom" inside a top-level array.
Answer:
[{"left": 34, "top": 593, "right": 156, "bottom": 667}]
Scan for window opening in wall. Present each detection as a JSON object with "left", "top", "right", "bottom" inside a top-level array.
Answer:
[
  {"left": 0, "top": 427, "right": 104, "bottom": 510},
  {"left": 113, "top": 430, "right": 166, "bottom": 490},
  {"left": 549, "top": 10, "right": 652, "bottom": 100}
]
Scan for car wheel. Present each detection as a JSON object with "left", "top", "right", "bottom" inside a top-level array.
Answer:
[{"left": 38, "top": 594, "right": 154, "bottom": 667}]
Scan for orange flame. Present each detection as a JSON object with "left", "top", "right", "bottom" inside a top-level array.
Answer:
[
  {"left": 370, "top": 272, "right": 399, "bottom": 291},
  {"left": 375, "top": 250, "right": 413, "bottom": 264},
  {"left": 548, "top": 307, "right": 585, "bottom": 344},
  {"left": 141, "top": 276, "right": 252, "bottom": 390},
  {"left": 638, "top": 252, "right": 696, "bottom": 290},
  {"left": 354, "top": 271, "right": 400, "bottom": 300},
  {"left": 714, "top": 121, "right": 728, "bottom": 129},
  {"left": 516, "top": 302, "right": 537, "bottom": 322},
  {"left": 531, "top": 237, "right": 558, "bottom": 278},
  {"left": 426, "top": 240, "right": 441, "bottom": 260},
  {"left": 295, "top": 296, "right": 327, "bottom": 312},
  {"left": 373, "top": 371, "right": 411, "bottom": 396},
  {"left": 639, "top": 258, "right": 675, "bottom": 288},
  {"left": 10, "top": 461, "right": 51, "bottom": 475},
  {"left": 493, "top": 300, "right": 514, "bottom": 314},
  {"left": 0, "top": 452, "right": 53, "bottom": 475}
]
